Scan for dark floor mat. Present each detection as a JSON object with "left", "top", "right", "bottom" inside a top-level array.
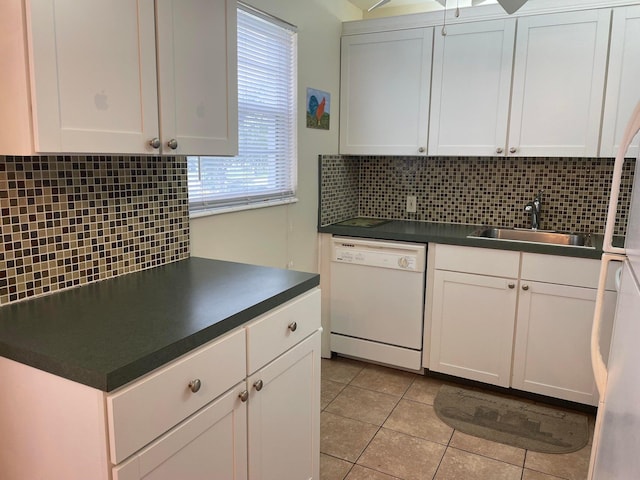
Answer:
[{"left": 434, "top": 385, "right": 589, "bottom": 454}]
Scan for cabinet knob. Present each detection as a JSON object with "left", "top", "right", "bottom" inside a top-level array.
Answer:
[
  {"left": 508, "top": 283, "right": 515, "bottom": 289},
  {"left": 254, "top": 379, "right": 264, "bottom": 391},
  {"left": 509, "top": 147, "right": 517, "bottom": 154},
  {"left": 167, "top": 138, "right": 178, "bottom": 150},
  {"left": 149, "top": 137, "right": 161, "bottom": 149},
  {"left": 188, "top": 379, "right": 202, "bottom": 393},
  {"left": 496, "top": 147, "right": 504, "bottom": 154},
  {"left": 238, "top": 390, "right": 249, "bottom": 402},
  {"left": 418, "top": 147, "right": 425, "bottom": 153},
  {"left": 288, "top": 321, "right": 298, "bottom": 332},
  {"left": 522, "top": 284, "right": 529, "bottom": 291}
]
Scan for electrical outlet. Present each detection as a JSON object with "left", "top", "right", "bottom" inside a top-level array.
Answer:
[{"left": 406, "top": 195, "right": 417, "bottom": 213}]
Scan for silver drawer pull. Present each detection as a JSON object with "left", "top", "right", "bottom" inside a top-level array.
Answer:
[
  {"left": 238, "top": 390, "right": 249, "bottom": 402},
  {"left": 288, "top": 322, "right": 298, "bottom": 332},
  {"left": 254, "top": 379, "right": 264, "bottom": 391},
  {"left": 188, "top": 379, "right": 202, "bottom": 393}
]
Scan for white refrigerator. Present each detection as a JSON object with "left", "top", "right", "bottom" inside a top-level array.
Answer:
[{"left": 589, "top": 101, "right": 640, "bottom": 479}]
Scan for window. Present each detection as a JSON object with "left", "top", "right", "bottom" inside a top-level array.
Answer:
[{"left": 188, "top": 4, "right": 297, "bottom": 216}]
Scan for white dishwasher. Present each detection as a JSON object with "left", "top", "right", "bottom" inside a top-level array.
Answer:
[{"left": 330, "top": 236, "right": 426, "bottom": 371}]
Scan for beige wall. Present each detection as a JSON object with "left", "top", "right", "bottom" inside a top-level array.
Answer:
[{"left": 189, "top": 0, "right": 361, "bottom": 273}]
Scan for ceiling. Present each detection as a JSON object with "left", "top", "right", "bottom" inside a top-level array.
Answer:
[{"left": 348, "top": 0, "right": 501, "bottom": 18}]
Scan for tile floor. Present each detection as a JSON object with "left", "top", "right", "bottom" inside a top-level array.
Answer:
[{"left": 321, "top": 356, "right": 595, "bottom": 480}]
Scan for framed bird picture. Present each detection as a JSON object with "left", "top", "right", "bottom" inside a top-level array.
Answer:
[{"left": 306, "top": 88, "right": 330, "bottom": 130}]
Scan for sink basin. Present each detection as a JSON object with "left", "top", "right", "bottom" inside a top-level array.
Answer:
[{"left": 468, "top": 227, "right": 593, "bottom": 247}]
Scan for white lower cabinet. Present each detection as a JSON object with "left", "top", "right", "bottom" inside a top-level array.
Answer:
[
  {"left": 0, "top": 289, "right": 320, "bottom": 480},
  {"left": 114, "top": 330, "right": 322, "bottom": 480},
  {"left": 248, "top": 332, "right": 321, "bottom": 480},
  {"left": 428, "top": 244, "right": 618, "bottom": 405},
  {"left": 115, "top": 288, "right": 320, "bottom": 480},
  {"left": 113, "top": 383, "right": 248, "bottom": 480},
  {"left": 511, "top": 281, "right": 617, "bottom": 405},
  {"left": 510, "top": 254, "right": 618, "bottom": 405},
  {"left": 430, "top": 270, "right": 517, "bottom": 387}
]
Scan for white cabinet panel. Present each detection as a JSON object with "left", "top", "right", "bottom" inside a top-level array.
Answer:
[
  {"left": 508, "top": 10, "right": 610, "bottom": 157},
  {"left": 113, "top": 383, "right": 248, "bottom": 480},
  {"left": 339, "top": 29, "right": 433, "bottom": 155},
  {"left": 601, "top": 5, "right": 640, "bottom": 158},
  {"left": 434, "top": 244, "right": 520, "bottom": 278},
  {"left": 429, "top": 270, "right": 518, "bottom": 387},
  {"left": 156, "top": 0, "right": 238, "bottom": 156},
  {"left": 512, "top": 281, "right": 615, "bottom": 405},
  {"left": 429, "top": 19, "right": 515, "bottom": 156},
  {"left": 248, "top": 331, "right": 321, "bottom": 480},
  {"left": 28, "top": 0, "right": 160, "bottom": 154}
]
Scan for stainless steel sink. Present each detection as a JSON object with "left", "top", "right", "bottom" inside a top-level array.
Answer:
[{"left": 468, "top": 227, "right": 593, "bottom": 247}]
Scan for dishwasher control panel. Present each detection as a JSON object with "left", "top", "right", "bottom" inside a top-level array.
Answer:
[{"left": 331, "top": 237, "right": 426, "bottom": 272}]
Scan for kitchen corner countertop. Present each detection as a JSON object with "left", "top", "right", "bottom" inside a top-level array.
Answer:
[
  {"left": 319, "top": 220, "right": 619, "bottom": 260},
  {"left": 0, "top": 257, "right": 319, "bottom": 392}
]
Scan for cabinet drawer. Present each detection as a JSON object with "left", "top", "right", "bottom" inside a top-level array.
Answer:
[
  {"left": 434, "top": 244, "right": 520, "bottom": 278},
  {"left": 247, "top": 289, "right": 321, "bottom": 374},
  {"left": 521, "top": 253, "right": 619, "bottom": 290},
  {"left": 107, "top": 328, "right": 246, "bottom": 464}
]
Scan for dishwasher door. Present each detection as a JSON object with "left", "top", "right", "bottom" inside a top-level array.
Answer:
[{"left": 329, "top": 237, "right": 426, "bottom": 369}]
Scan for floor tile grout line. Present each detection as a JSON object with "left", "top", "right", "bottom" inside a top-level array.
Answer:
[
  {"left": 345, "top": 375, "right": 411, "bottom": 479},
  {"left": 323, "top": 359, "right": 588, "bottom": 480}
]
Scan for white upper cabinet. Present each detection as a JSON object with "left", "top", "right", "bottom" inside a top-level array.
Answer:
[
  {"left": 601, "top": 5, "right": 640, "bottom": 158},
  {"left": 339, "top": 28, "right": 433, "bottom": 156},
  {"left": 428, "top": 19, "right": 515, "bottom": 156},
  {"left": 508, "top": 9, "right": 610, "bottom": 157},
  {"left": 0, "top": 0, "right": 237, "bottom": 156},
  {"left": 25, "top": 0, "right": 159, "bottom": 155},
  {"left": 156, "top": 0, "right": 238, "bottom": 156}
]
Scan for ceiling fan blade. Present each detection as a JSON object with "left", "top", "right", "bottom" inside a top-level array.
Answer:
[
  {"left": 368, "top": 0, "right": 391, "bottom": 12},
  {"left": 496, "top": 0, "right": 528, "bottom": 14}
]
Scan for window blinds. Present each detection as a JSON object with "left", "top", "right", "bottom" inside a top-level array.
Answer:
[{"left": 188, "top": 5, "right": 297, "bottom": 214}]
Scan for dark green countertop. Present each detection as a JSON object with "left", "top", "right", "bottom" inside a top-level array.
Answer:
[
  {"left": 319, "top": 220, "right": 621, "bottom": 259},
  {"left": 0, "top": 257, "right": 319, "bottom": 392}
]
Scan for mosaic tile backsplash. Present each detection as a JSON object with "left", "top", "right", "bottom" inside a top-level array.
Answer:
[
  {"left": 320, "top": 155, "right": 635, "bottom": 236},
  {"left": 0, "top": 155, "right": 190, "bottom": 305}
]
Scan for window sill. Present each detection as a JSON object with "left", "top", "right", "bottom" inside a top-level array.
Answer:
[{"left": 189, "top": 197, "right": 299, "bottom": 219}]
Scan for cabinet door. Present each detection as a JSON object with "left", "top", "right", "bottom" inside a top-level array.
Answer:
[
  {"left": 156, "top": 0, "right": 238, "bottom": 156},
  {"left": 113, "top": 383, "right": 248, "bottom": 480},
  {"left": 508, "top": 10, "right": 610, "bottom": 157},
  {"left": 512, "top": 281, "right": 616, "bottom": 406},
  {"left": 248, "top": 331, "right": 320, "bottom": 480},
  {"left": 429, "top": 270, "right": 517, "bottom": 387},
  {"left": 601, "top": 6, "right": 640, "bottom": 158},
  {"left": 429, "top": 19, "right": 515, "bottom": 156},
  {"left": 339, "top": 29, "right": 433, "bottom": 156},
  {"left": 27, "top": 0, "right": 160, "bottom": 154}
]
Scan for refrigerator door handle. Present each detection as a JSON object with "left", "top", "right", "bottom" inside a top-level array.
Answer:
[
  {"left": 591, "top": 253, "right": 626, "bottom": 398},
  {"left": 603, "top": 100, "right": 640, "bottom": 254}
]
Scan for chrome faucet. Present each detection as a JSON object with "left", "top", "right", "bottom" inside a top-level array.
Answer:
[{"left": 524, "top": 190, "right": 543, "bottom": 230}]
